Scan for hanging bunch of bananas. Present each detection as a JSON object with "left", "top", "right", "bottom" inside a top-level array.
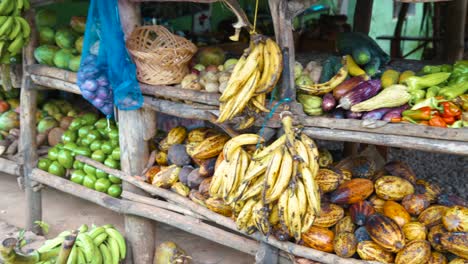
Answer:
[
  {"left": 30, "top": 224, "right": 126, "bottom": 264},
  {"left": 216, "top": 35, "right": 283, "bottom": 127},
  {"left": 210, "top": 112, "right": 321, "bottom": 241},
  {"left": 0, "top": 0, "right": 31, "bottom": 63},
  {"left": 297, "top": 59, "right": 348, "bottom": 95}
]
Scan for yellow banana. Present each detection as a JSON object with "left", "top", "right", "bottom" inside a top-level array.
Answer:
[
  {"left": 294, "top": 139, "right": 309, "bottom": 165},
  {"left": 236, "top": 198, "right": 257, "bottom": 231},
  {"left": 301, "top": 206, "right": 316, "bottom": 233},
  {"left": 256, "top": 38, "right": 283, "bottom": 94},
  {"left": 235, "top": 115, "right": 256, "bottom": 130},
  {"left": 223, "top": 134, "right": 263, "bottom": 162},
  {"left": 252, "top": 200, "right": 270, "bottom": 235},
  {"left": 287, "top": 188, "right": 302, "bottom": 241},
  {"left": 252, "top": 134, "right": 286, "bottom": 161},
  {"left": 269, "top": 204, "right": 280, "bottom": 226},
  {"left": 299, "top": 162, "right": 321, "bottom": 215},
  {"left": 263, "top": 147, "right": 284, "bottom": 195},
  {"left": 239, "top": 175, "right": 264, "bottom": 202},
  {"left": 278, "top": 190, "right": 289, "bottom": 232},
  {"left": 251, "top": 94, "right": 269, "bottom": 113},
  {"left": 300, "top": 133, "right": 319, "bottom": 176},
  {"left": 298, "top": 63, "right": 348, "bottom": 95},
  {"left": 281, "top": 113, "right": 298, "bottom": 158},
  {"left": 221, "top": 149, "right": 241, "bottom": 199},
  {"left": 209, "top": 160, "right": 227, "bottom": 198},
  {"left": 295, "top": 179, "right": 307, "bottom": 218},
  {"left": 256, "top": 39, "right": 272, "bottom": 93},
  {"left": 242, "top": 154, "right": 271, "bottom": 184},
  {"left": 225, "top": 149, "right": 249, "bottom": 204},
  {"left": 265, "top": 149, "right": 292, "bottom": 203}
]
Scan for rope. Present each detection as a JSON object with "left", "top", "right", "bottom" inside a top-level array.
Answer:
[
  {"left": 250, "top": 0, "right": 260, "bottom": 34},
  {"left": 256, "top": 94, "right": 292, "bottom": 149}
]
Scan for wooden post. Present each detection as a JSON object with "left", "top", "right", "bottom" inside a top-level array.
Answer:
[
  {"left": 445, "top": 0, "right": 467, "bottom": 62},
  {"left": 118, "top": 1, "right": 156, "bottom": 263},
  {"left": 20, "top": 10, "right": 41, "bottom": 234},
  {"left": 353, "top": 0, "right": 374, "bottom": 34},
  {"left": 391, "top": 3, "right": 409, "bottom": 58},
  {"left": 255, "top": 242, "right": 279, "bottom": 264}
]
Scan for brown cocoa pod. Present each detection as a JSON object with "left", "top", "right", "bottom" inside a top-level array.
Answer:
[
  {"left": 357, "top": 241, "right": 395, "bottom": 264},
  {"left": 438, "top": 194, "right": 468, "bottom": 208},
  {"left": 442, "top": 206, "right": 468, "bottom": 232},
  {"left": 369, "top": 194, "right": 386, "bottom": 213},
  {"left": 340, "top": 168, "right": 352, "bottom": 182},
  {"left": 384, "top": 160, "right": 417, "bottom": 184},
  {"left": 395, "top": 239, "right": 431, "bottom": 264},
  {"left": 365, "top": 213, "right": 405, "bottom": 252},
  {"left": 301, "top": 226, "right": 335, "bottom": 253},
  {"left": 350, "top": 200, "right": 375, "bottom": 226},
  {"left": 375, "top": 176, "right": 415, "bottom": 201},
  {"left": 440, "top": 232, "right": 468, "bottom": 259},
  {"left": 318, "top": 148, "right": 333, "bottom": 167},
  {"left": 428, "top": 224, "right": 448, "bottom": 252},
  {"left": 371, "top": 168, "right": 386, "bottom": 182},
  {"left": 428, "top": 251, "right": 448, "bottom": 264},
  {"left": 448, "top": 258, "right": 468, "bottom": 264},
  {"left": 205, "top": 197, "right": 232, "bottom": 217},
  {"left": 334, "top": 216, "right": 355, "bottom": 234},
  {"left": 415, "top": 179, "right": 442, "bottom": 203},
  {"left": 333, "top": 231, "right": 357, "bottom": 258},
  {"left": 402, "top": 194, "right": 430, "bottom": 216},
  {"left": 402, "top": 222, "right": 427, "bottom": 241},
  {"left": 313, "top": 203, "right": 345, "bottom": 228},
  {"left": 189, "top": 190, "right": 207, "bottom": 207},
  {"left": 335, "top": 156, "right": 376, "bottom": 179},
  {"left": 330, "top": 178, "right": 374, "bottom": 204},
  {"left": 316, "top": 168, "right": 343, "bottom": 193},
  {"left": 198, "top": 177, "right": 212, "bottom": 197},
  {"left": 418, "top": 205, "right": 449, "bottom": 228},
  {"left": 199, "top": 157, "right": 217, "bottom": 177},
  {"left": 383, "top": 200, "right": 411, "bottom": 227}
]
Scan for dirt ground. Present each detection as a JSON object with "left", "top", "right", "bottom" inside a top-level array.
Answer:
[{"left": 0, "top": 173, "right": 255, "bottom": 264}]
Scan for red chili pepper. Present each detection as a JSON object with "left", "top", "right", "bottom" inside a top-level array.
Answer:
[
  {"left": 402, "top": 107, "right": 432, "bottom": 121},
  {"left": 419, "top": 121, "right": 429, "bottom": 126},
  {"left": 429, "top": 115, "right": 447, "bottom": 127},
  {"left": 442, "top": 116, "right": 456, "bottom": 125},
  {"left": 441, "top": 102, "right": 462, "bottom": 118}
]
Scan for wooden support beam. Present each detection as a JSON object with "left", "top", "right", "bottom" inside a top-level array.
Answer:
[
  {"left": 445, "top": 0, "right": 467, "bottom": 62},
  {"left": 353, "top": 0, "right": 374, "bottom": 34},
  {"left": 20, "top": 10, "right": 41, "bottom": 235},
  {"left": 391, "top": 3, "right": 409, "bottom": 58}
]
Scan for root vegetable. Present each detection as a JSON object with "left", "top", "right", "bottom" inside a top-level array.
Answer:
[{"left": 205, "top": 82, "right": 219, "bottom": 93}]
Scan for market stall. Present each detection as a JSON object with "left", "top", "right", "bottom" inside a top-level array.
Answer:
[{"left": 6, "top": 0, "right": 467, "bottom": 263}]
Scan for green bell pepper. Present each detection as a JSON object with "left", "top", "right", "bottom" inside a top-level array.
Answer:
[
  {"left": 438, "top": 82, "right": 468, "bottom": 100},
  {"left": 426, "top": 86, "right": 440, "bottom": 99}
]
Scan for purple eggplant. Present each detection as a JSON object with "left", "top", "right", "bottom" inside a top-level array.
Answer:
[
  {"left": 362, "top": 108, "right": 393, "bottom": 120},
  {"left": 322, "top": 93, "right": 336, "bottom": 112},
  {"left": 338, "top": 79, "right": 381, "bottom": 110},
  {"left": 345, "top": 111, "right": 363, "bottom": 119},
  {"left": 330, "top": 108, "right": 345, "bottom": 119},
  {"left": 382, "top": 104, "right": 410, "bottom": 122}
]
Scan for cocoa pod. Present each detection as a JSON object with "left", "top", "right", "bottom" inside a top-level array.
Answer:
[
  {"left": 402, "top": 222, "right": 427, "bottom": 241},
  {"left": 198, "top": 177, "right": 212, "bottom": 197},
  {"left": 333, "top": 231, "right": 357, "bottom": 258},
  {"left": 369, "top": 194, "right": 386, "bottom": 213},
  {"left": 440, "top": 232, "right": 468, "bottom": 259},
  {"left": 335, "top": 156, "right": 376, "bottom": 179},
  {"left": 350, "top": 201, "right": 375, "bottom": 226},
  {"left": 402, "top": 194, "right": 430, "bottom": 216},
  {"left": 313, "top": 203, "right": 345, "bottom": 228},
  {"left": 418, "top": 205, "right": 449, "bottom": 228},
  {"left": 428, "top": 224, "right": 448, "bottom": 252},
  {"left": 448, "top": 258, "right": 468, "bottom": 264},
  {"left": 384, "top": 160, "right": 417, "bottom": 184},
  {"left": 330, "top": 178, "right": 374, "bottom": 204},
  {"left": 428, "top": 251, "right": 448, "bottom": 264},
  {"left": 375, "top": 176, "right": 414, "bottom": 201},
  {"left": 415, "top": 179, "right": 442, "bottom": 203},
  {"left": 365, "top": 213, "right": 405, "bottom": 252},
  {"left": 355, "top": 226, "right": 372, "bottom": 243},
  {"left": 395, "top": 239, "right": 431, "bottom": 264},
  {"left": 357, "top": 241, "right": 395, "bottom": 264},
  {"left": 383, "top": 200, "right": 411, "bottom": 227},
  {"left": 334, "top": 216, "right": 355, "bottom": 234},
  {"left": 301, "top": 226, "right": 335, "bottom": 253},
  {"left": 442, "top": 206, "right": 468, "bottom": 232},
  {"left": 340, "top": 169, "right": 352, "bottom": 182},
  {"left": 199, "top": 157, "right": 217, "bottom": 177},
  {"left": 205, "top": 197, "right": 232, "bottom": 217},
  {"left": 438, "top": 194, "right": 468, "bottom": 208},
  {"left": 316, "top": 168, "right": 343, "bottom": 193}
]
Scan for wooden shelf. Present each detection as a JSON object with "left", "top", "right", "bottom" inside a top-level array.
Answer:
[{"left": 0, "top": 157, "right": 20, "bottom": 176}]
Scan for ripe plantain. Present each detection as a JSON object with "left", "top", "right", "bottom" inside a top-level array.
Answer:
[
  {"left": 223, "top": 134, "right": 263, "bottom": 162},
  {"left": 298, "top": 62, "right": 348, "bottom": 95},
  {"left": 265, "top": 150, "right": 293, "bottom": 203}
]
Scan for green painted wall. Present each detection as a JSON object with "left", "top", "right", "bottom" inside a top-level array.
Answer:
[{"left": 37, "top": 0, "right": 88, "bottom": 27}]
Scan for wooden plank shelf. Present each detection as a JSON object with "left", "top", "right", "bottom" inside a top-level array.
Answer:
[{"left": 0, "top": 157, "right": 21, "bottom": 176}]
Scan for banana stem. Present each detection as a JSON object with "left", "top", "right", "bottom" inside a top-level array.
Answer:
[
  {"left": 56, "top": 232, "right": 78, "bottom": 264},
  {"left": 0, "top": 237, "right": 41, "bottom": 264}
]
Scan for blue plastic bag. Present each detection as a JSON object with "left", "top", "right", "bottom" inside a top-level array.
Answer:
[{"left": 77, "top": 0, "right": 143, "bottom": 117}]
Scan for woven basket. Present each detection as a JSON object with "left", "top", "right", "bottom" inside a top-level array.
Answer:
[{"left": 127, "top": 25, "right": 197, "bottom": 85}]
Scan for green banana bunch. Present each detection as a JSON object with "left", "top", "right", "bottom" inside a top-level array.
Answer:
[{"left": 0, "top": 0, "right": 31, "bottom": 64}]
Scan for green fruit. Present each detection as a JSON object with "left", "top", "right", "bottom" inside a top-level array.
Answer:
[
  {"left": 34, "top": 45, "right": 59, "bottom": 66},
  {"left": 62, "top": 130, "right": 77, "bottom": 144},
  {"left": 83, "top": 175, "right": 97, "bottom": 189},
  {"left": 111, "top": 148, "right": 120, "bottom": 160},
  {"left": 70, "top": 170, "right": 86, "bottom": 185},
  {"left": 73, "top": 160, "right": 84, "bottom": 170},
  {"left": 80, "top": 137, "right": 92, "bottom": 147},
  {"left": 87, "top": 130, "right": 101, "bottom": 142},
  {"left": 68, "top": 55, "right": 81, "bottom": 72},
  {"left": 70, "top": 17, "right": 86, "bottom": 34},
  {"left": 63, "top": 142, "right": 78, "bottom": 152},
  {"left": 37, "top": 116, "right": 58, "bottom": 134},
  {"left": 39, "top": 27, "right": 55, "bottom": 45},
  {"left": 91, "top": 150, "right": 106, "bottom": 163},
  {"left": 74, "top": 146, "right": 91, "bottom": 157},
  {"left": 53, "top": 49, "right": 73, "bottom": 69},
  {"left": 68, "top": 117, "right": 82, "bottom": 131},
  {"left": 35, "top": 9, "right": 57, "bottom": 27},
  {"left": 108, "top": 128, "right": 119, "bottom": 141},
  {"left": 108, "top": 175, "right": 121, "bottom": 184},
  {"left": 101, "top": 142, "right": 113, "bottom": 155},
  {"left": 38, "top": 158, "right": 52, "bottom": 171},
  {"left": 78, "top": 125, "right": 93, "bottom": 138},
  {"left": 48, "top": 161, "right": 66, "bottom": 177},
  {"left": 95, "top": 169, "right": 108, "bottom": 179},
  {"left": 57, "top": 149, "right": 73, "bottom": 169},
  {"left": 55, "top": 143, "right": 64, "bottom": 150},
  {"left": 95, "top": 178, "right": 111, "bottom": 193},
  {"left": 94, "top": 118, "right": 108, "bottom": 129},
  {"left": 104, "top": 158, "right": 119, "bottom": 169},
  {"left": 90, "top": 140, "right": 103, "bottom": 152},
  {"left": 75, "top": 36, "right": 83, "bottom": 53},
  {"left": 110, "top": 139, "right": 119, "bottom": 148},
  {"left": 83, "top": 164, "right": 96, "bottom": 176},
  {"left": 81, "top": 113, "right": 99, "bottom": 126},
  {"left": 48, "top": 147, "right": 59, "bottom": 161},
  {"left": 107, "top": 184, "right": 122, "bottom": 198},
  {"left": 55, "top": 28, "right": 77, "bottom": 49}
]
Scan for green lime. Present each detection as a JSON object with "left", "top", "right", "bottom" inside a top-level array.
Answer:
[
  {"left": 81, "top": 113, "right": 99, "bottom": 125},
  {"left": 48, "top": 161, "right": 66, "bottom": 177},
  {"left": 61, "top": 130, "right": 77, "bottom": 144},
  {"left": 108, "top": 174, "right": 122, "bottom": 184},
  {"left": 55, "top": 143, "right": 64, "bottom": 150},
  {"left": 67, "top": 109, "right": 78, "bottom": 117},
  {"left": 101, "top": 141, "right": 113, "bottom": 155},
  {"left": 83, "top": 174, "right": 97, "bottom": 189},
  {"left": 70, "top": 170, "right": 86, "bottom": 185},
  {"left": 80, "top": 137, "right": 92, "bottom": 146},
  {"left": 38, "top": 158, "right": 52, "bottom": 171},
  {"left": 94, "top": 178, "right": 111, "bottom": 192},
  {"left": 94, "top": 118, "right": 108, "bottom": 129},
  {"left": 91, "top": 150, "right": 106, "bottom": 163},
  {"left": 74, "top": 146, "right": 91, "bottom": 157},
  {"left": 63, "top": 142, "right": 78, "bottom": 153},
  {"left": 87, "top": 130, "right": 101, "bottom": 142},
  {"left": 95, "top": 169, "right": 108, "bottom": 179},
  {"left": 108, "top": 128, "right": 119, "bottom": 141},
  {"left": 68, "top": 117, "right": 83, "bottom": 131},
  {"left": 83, "top": 164, "right": 96, "bottom": 176},
  {"left": 48, "top": 147, "right": 59, "bottom": 161},
  {"left": 57, "top": 149, "right": 74, "bottom": 169},
  {"left": 107, "top": 184, "right": 122, "bottom": 198},
  {"left": 78, "top": 125, "right": 93, "bottom": 138},
  {"left": 111, "top": 148, "right": 120, "bottom": 161},
  {"left": 110, "top": 139, "right": 119, "bottom": 148},
  {"left": 90, "top": 140, "right": 103, "bottom": 152},
  {"left": 104, "top": 158, "right": 119, "bottom": 169},
  {"left": 73, "top": 160, "right": 84, "bottom": 170}
]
